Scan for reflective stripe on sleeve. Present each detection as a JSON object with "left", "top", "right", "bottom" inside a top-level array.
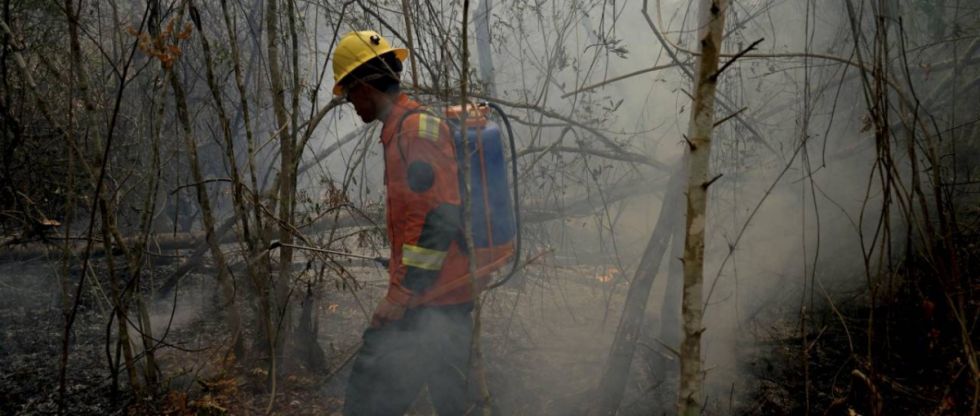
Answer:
[
  {"left": 402, "top": 244, "right": 447, "bottom": 270},
  {"left": 417, "top": 114, "right": 441, "bottom": 141}
]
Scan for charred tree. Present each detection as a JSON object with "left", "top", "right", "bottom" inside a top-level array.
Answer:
[{"left": 592, "top": 168, "right": 684, "bottom": 415}]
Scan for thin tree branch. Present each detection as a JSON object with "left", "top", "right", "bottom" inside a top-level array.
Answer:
[
  {"left": 711, "top": 37, "right": 763, "bottom": 80},
  {"left": 561, "top": 62, "right": 681, "bottom": 98}
]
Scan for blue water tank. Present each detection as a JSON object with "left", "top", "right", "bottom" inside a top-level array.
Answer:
[{"left": 452, "top": 120, "right": 515, "bottom": 248}]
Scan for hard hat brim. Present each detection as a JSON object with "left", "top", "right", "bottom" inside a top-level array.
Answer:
[{"left": 332, "top": 47, "right": 409, "bottom": 96}]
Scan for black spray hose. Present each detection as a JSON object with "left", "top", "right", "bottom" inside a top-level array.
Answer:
[{"left": 485, "top": 102, "right": 521, "bottom": 289}]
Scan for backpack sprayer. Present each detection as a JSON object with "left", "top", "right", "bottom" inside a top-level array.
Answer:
[
  {"left": 271, "top": 101, "right": 522, "bottom": 292},
  {"left": 448, "top": 101, "right": 521, "bottom": 289}
]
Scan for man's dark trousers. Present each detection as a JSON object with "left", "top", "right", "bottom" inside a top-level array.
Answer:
[{"left": 343, "top": 303, "right": 473, "bottom": 415}]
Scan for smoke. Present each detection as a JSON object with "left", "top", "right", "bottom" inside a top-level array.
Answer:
[
  {"left": 123, "top": 275, "right": 218, "bottom": 363},
  {"left": 463, "top": 0, "right": 896, "bottom": 411},
  {"left": 306, "top": 0, "right": 914, "bottom": 412}
]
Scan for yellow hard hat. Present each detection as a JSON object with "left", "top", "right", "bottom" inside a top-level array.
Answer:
[{"left": 332, "top": 31, "right": 408, "bottom": 96}]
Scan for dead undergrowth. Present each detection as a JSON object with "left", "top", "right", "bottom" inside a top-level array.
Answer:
[{"left": 741, "top": 217, "right": 980, "bottom": 415}]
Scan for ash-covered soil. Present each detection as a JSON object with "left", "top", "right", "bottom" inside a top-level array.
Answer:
[
  {"left": 1, "top": 255, "right": 645, "bottom": 415},
  {"left": 0, "top": 261, "right": 115, "bottom": 414}
]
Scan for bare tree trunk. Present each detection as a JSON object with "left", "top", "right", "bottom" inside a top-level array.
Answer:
[
  {"left": 166, "top": 5, "right": 244, "bottom": 357},
  {"left": 474, "top": 0, "right": 495, "bottom": 96},
  {"left": 58, "top": 1, "right": 80, "bottom": 405},
  {"left": 219, "top": 0, "right": 266, "bottom": 246},
  {"left": 265, "top": 0, "right": 294, "bottom": 406},
  {"left": 54, "top": 0, "right": 141, "bottom": 407},
  {"left": 459, "top": 1, "right": 492, "bottom": 413},
  {"left": 111, "top": 167, "right": 162, "bottom": 390},
  {"left": 677, "top": 1, "right": 729, "bottom": 414},
  {"left": 402, "top": 0, "right": 419, "bottom": 89},
  {"left": 656, "top": 207, "right": 685, "bottom": 374},
  {"left": 190, "top": 0, "right": 254, "bottom": 361},
  {"left": 100, "top": 203, "right": 140, "bottom": 396},
  {"left": 592, "top": 168, "right": 684, "bottom": 415}
]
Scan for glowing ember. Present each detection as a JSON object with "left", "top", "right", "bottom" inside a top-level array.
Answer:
[{"left": 595, "top": 267, "right": 619, "bottom": 283}]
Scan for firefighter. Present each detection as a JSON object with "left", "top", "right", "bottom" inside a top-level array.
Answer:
[{"left": 332, "top": 30, "right": 474, "bottom": 415}]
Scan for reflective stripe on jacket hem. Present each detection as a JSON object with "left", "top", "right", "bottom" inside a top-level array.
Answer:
[{"left": 402, "top": 244, "right": 447, "bottom": 270}]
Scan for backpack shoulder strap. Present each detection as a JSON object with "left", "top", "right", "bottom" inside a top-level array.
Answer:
[{"left": 393, "top": 107, "right": 454, "bottom": 162}]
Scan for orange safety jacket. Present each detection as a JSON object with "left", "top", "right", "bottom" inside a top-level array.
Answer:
[{"left": 380, "top": 93, "right": 471, "bottom": 307}]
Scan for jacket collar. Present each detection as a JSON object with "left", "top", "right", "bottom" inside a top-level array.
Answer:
[{"left": 380, "top": 93, "right": 418, "bottom": 145}]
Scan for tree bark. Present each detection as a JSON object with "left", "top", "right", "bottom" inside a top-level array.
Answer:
[
  {"left": 459, "top": 1, "right": 493, "bottom": 413},
  {"left": 167, "top": 14, "right": 244, "bottom": 356},
  {"left": 265, "top": 0, "right": 294, "bottom": 406},
  {"left": 100, "top": 203, "right": 140, "bottom": 396},
  {"left": 677, "top": 1, "right": 728, "bottom": 414},
  {"left": 592, "top": 168, "right": 684, "bottom": 415},
  {"left": 474, "top": 0, "right": 495, "bottom": 96},
  {"left": 190, "top": 0, "right": 255, "bottom": 361},
  {"left": 656, "top": 206, "right": 685, "bottom": 375}
]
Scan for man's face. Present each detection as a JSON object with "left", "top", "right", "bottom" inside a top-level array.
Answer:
[{"left": 346, "top": 81, "right": 381, "bottom": 123}]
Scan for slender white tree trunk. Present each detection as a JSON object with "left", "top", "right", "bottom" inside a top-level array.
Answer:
[
  {"left": 474, "top": 0, "right": 496, "bottom": 96},
  {"left": 678, "top": 0, "right": 729, "bottom": 414}
]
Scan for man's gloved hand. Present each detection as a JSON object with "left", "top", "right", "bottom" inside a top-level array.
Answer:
[{"left": 370, "top": 297, "right": 407, "bottom": 328}]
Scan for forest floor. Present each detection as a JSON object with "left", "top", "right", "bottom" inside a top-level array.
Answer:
[
  {"left": 0, "top": 253, "right": 642, "bottom": 415},
  {"left": 6, "top": 239, "right": 972, "bottom": 415},
  {"left": 739, "top": 217, "right": 980, "bottom": 415}
]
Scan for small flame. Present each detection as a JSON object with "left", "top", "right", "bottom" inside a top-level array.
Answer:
[{"left": 595, "top": 267, "right": 619, "bottom": 283}]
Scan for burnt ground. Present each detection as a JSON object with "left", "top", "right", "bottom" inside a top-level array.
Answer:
[
  {"left": 0, "top": 253, "right": 638, "bottom": 415},
  {"left": 6, "top": 243, "right": 972, "bottom": 415},
  {"left": 738, "top": 280, "right": 980, "bottom": 415},
  {"left": 737, "top": 225, "right": 980, "bottom": 415},
  {"left": 0, "top": 261, "right": 120, "bottom": 414}
]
